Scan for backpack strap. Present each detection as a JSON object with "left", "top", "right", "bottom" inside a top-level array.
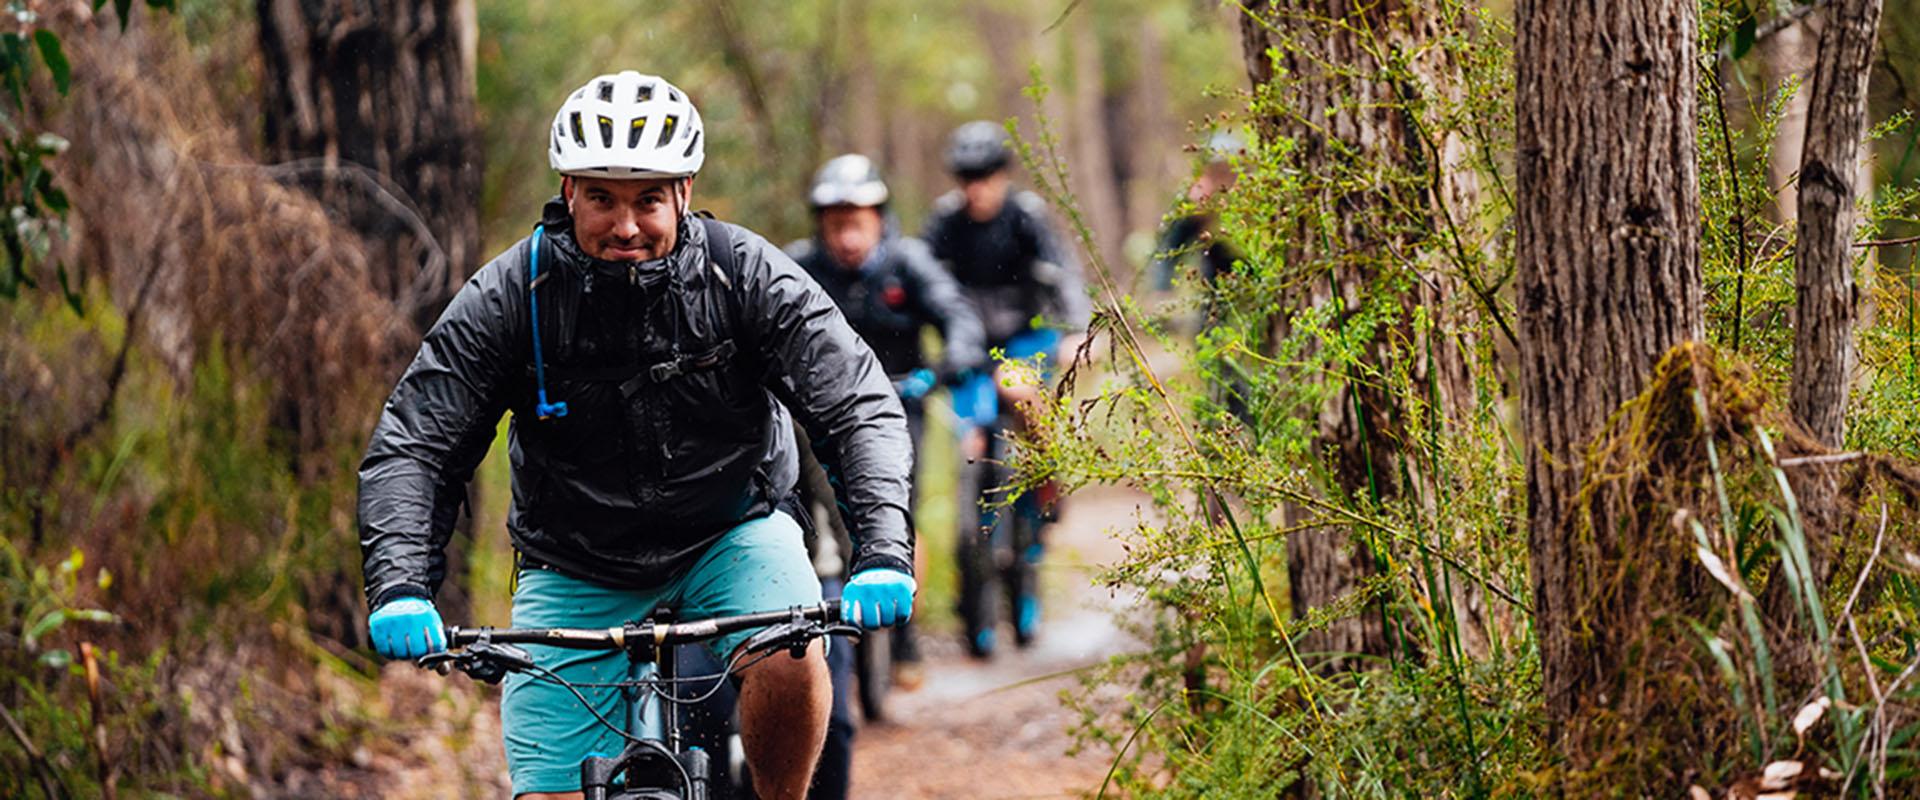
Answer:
[
  {"left": 698, "top": 214, "right": 741, "bottom": 292},
  {"left": 526, "top": 225, "right": 568, "bottom": 420}
]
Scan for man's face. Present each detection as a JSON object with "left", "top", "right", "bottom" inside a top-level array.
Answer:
[
  {"left": 958, "top": 170, "right": 1009, "bottom": 222},
  {"left": 819, "top": 205, "right": 884, "bottom": 270},
  {"left": 563, "top": 175, "right": 689, "bottom": 261}
]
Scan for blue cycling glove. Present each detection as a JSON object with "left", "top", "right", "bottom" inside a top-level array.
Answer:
[
  {"left": 841, "top": 569, "right": 917, "bottom": 629},
  {"left": 898, "top": 368, "right": 938, "bottom": 400},
  {"left": 367, "top": 597, "right": 447, "bottom": 660}
]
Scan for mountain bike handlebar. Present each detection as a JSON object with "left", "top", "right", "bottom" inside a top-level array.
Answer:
[{"left": 445, "top": 600, "right": 844, "bottom": 652}]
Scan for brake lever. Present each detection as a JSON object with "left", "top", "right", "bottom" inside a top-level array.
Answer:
[
  {"left": 416, "top": 652, "right": 457, "bottom": 675},
  {"left": 416, "top": 639, "right": 535, "bottom": 685},
  {"left": 822, "top": 622, "right": 864, "bottom": 642},
  {"left": 741, "top": 621, "right": 806, "bottom": 658}
]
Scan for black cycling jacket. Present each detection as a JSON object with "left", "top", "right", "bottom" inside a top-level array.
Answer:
[
  {"left": 358, "top": 199, "right": 914, "bottom": 609},
  {"left": 920, "top": 189, "right": 1091, "bottom": 347},
  {"left": 785, "top": 225, "right": 987, "bottom": 379}
]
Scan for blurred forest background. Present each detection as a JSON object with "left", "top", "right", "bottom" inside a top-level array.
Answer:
[{"left": 7, "top": 0, "right": 1920, "bottom": 797}]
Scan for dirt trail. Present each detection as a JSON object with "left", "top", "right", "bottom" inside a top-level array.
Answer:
[{"left": 849, "top": 485, "right": 1144, "bottom": 800}]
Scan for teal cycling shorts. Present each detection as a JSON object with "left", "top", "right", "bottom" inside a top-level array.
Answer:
[{"left": 498, "top": 510, "right": 822, "bottom": 795}]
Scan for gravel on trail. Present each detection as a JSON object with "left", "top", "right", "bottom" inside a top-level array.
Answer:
[{"left": 848, "top": 485, "right": 1143, "bottom": 800}]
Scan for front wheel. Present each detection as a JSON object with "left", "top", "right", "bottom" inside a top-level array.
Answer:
[{"left": 955, "top": 456, "right": 1000, "bottom": 659}]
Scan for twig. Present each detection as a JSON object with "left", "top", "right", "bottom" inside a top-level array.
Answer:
[
  {"left": 1839, "top": 503, "right": 1889, "bottom": 623},
  {"left": 1042, "top": 0, "right": 1086, "bottom": 34},
  {"left": 81, "top": 643, "right": 115, "bottom": 800},
  {"left": 1855, "top": 235, "right": 1920, "bottom": 248},
  {"left": 1846, "top": 619, "right": 1886, "bottom": 798},
  {"left": 1707, "top": 66, "right": 1753, "bottom": 353},
  {"left": 190, "top": 156, "right": 450, "bottom": 318},
  {"left": 1712, "top": 0, "right": 1827, "bottom": 62},
  {"left": 1778, "top": 451, "right": 1866, "bottom": 467},
  {"left": 0, "top": 698, "right": 65, "bottom": 799}
]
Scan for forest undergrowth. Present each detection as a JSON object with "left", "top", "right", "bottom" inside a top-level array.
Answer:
[{"left": 1002, "top": 2, "right": 1920, "bottom": 796}]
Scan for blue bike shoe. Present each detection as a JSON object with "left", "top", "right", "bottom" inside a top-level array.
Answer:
[
  {"left": 969, "top": 627, "right": 997, "bottom": 659},
  {"left": 1015, "top": 594, "right": 1041, "bottom": 648}
]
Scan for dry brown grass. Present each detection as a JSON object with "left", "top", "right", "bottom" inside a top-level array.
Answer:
[{"left": 50, "top": 5, "right": 412, "bottom": 468}]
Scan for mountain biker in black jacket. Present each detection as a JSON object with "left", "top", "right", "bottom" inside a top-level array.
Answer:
[
  {"left": 920, "top": 121, "right": 1090, "bottom": 657},
  {"left": 356, "top": 71, "right": 915, "bottom": 800}
]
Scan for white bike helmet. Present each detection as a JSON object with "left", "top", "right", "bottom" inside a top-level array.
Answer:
[
  {"left": 808, "top": 154, "right": 890, "bottom": 208},
  {"left": 549, "top": 71, "right": 705, "bottom": 179}
]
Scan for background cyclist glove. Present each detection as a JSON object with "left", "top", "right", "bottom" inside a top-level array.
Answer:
[
  {"left": 367, "top": 597, "right": 446, "bottom": 659},
  {"left": 841, "top": 568, "right": 916, "bottom": 629}
]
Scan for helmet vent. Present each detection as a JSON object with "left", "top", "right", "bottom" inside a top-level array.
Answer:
[
  {"left": 569, "top": 112, "right": 586, "bottom": 147},
  {"left": 682, "top": 130, "right": 701, "bottom": 158},
  {"left": 668, "top": 88, "right": 680, "bottom": 102},
  {"left": 636, "top": 83, "right": 653, "bottom": 102},
  {"left": 628, "top": 118, "right": 647, "bottom": 148},
  {"left": 597, "top": 115, "right": 614, "bottom": 148},
  {"left": 657, "top": 115, "right": 679, "bottom": 147},
  {"left": 596, "top": 81, "right": 613, "bottom": 102}
]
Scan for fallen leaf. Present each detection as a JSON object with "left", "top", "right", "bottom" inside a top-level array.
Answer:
[
  {"left": 1760, "top": 760, "right": 1804, "bottom": 789},
  {"left": 1792, "top": 697, "right": 1830, "bottom": 737},
  {"left": 1697, "top": 546, "right": 1751, "bottom": 599}
]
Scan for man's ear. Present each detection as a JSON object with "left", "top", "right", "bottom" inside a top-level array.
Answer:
[{"left": 560, "top": 176, "right": 575, "bottom": 214}]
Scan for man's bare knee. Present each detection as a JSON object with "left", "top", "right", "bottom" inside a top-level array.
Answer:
[{"left": 734, "top": 640, "right": 831, "bottom": 800}]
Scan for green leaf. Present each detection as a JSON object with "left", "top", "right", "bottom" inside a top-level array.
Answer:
[
  {"left": 39, "top": 181, "right": 68, "bottom": 215},
  {"left": 33, "top": 30, "right": 68, "bottom": 95},
  {"left": 2, "top": 34, "right": 31, "bottom": 110},
  {"left": 38, "top": 649, "right": 71, "bottom": 670},
  {"left": 67, "top": 609, "right": 117, "bottom": 625},
  {"left": 57, "top": 261, "right": 83, "bottom": 314},
  {"left": 1731, "top": 16, "right": 1757, "bottom": 60},
  {"left": 24, "top": 608, "right": 65, "bottom": 647}
]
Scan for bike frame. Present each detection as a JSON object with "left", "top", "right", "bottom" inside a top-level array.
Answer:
[{"left": 434, "top": 601, "right": 846, "bottom": 800}]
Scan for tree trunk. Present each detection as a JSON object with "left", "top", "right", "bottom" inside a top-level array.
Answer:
[
  {"left": 1516, "top": 0, "right": 1707, "bottom": 777},
  {"left": 256, "top": 0, "right": 482, "bottom": 332},
  {"left": 1240, "top": 0, "right": 1506, "bottom": 671},
  {"left": 1780, "top": 0, "right": 1883, "bottom": 657},
  {"left": 843, "top": 0, "right": 884, "bottom": 159},
  {"left": 257, "top": 0, "right": 482, "bottom": 629},
  {"left": 1792, "top": 0, "right": 1880, "bottom": 454},
  {"left": 1121, "top": 14, "right": 1174, "bottom": 248},
  {"left": 1067, "top": 13, "right": 1126, "bottom": 272},
  {"left": 1240, "top": 0, "right": 1399, "bottom": 670}
]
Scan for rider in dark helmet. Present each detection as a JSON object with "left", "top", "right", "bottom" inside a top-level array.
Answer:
[{"left": 921, "top": 121, "right": 1089, "bottom": 657}]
